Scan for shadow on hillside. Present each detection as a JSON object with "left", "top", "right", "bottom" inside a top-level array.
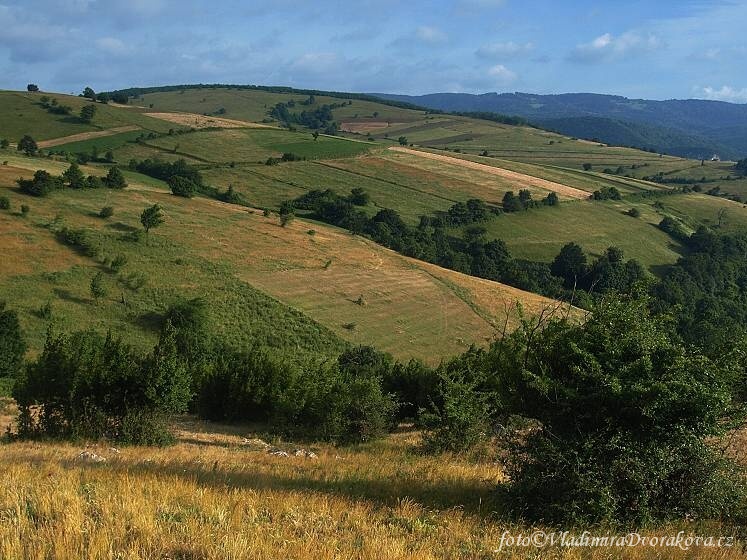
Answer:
[
  {"left": 115, "top": 459, "right": 504, "bottom": 520},
  {"left": 106, "top": 222, "right": 140, "bottom": 233},
  {"left": 132, "top": 311, "right": 163, "bottom": 332},
  {"left": 53, "top": 288, "right": 90, "bottom": 306}
]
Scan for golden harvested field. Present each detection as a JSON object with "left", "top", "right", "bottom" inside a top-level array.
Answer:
[
  {"left": 388, "top": 147, "right": 591, "bottom": 200},
  {"left": 130, "top": 187, "right": 565, "bottom": 362},
  {"left": 340, "top": 120, "right": 407, "bottom": 133},
  {"left": 0, "top": 417, "right": 740, "bottom": 560},
  {"left": 37, "top": 126, "right": 141, "bottom": 148},
  {"left": 0, "top": 159, "right": 563, "bottom": 362},
  {"left": 146, "top": 112, "right": 273, "bottom": 129}
]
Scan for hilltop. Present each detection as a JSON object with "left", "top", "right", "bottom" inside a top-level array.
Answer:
[{"left": 372, "top": 91, "right": 747, "bottom": 160}]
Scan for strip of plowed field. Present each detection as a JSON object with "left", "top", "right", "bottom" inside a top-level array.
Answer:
[{"left": 389, "top": 146, "right": 591, "bottom": 200}]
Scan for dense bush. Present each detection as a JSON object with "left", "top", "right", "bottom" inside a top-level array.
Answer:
[
  {"left": 592, "top": 186, "right": 622, "bottom": 200},
  {"left": 169, "top": 175, "right": 197, "bottom": 197},
  {"left": 497, "top": 298, "right": 745, "bottom": 526},
  {"left": 13, "top": 326, "right": 192, "bottom": 444},
  {"left": 130, "top": 158, "right": 203, "bottom": 187},
  {"left": 0, "top": 302, "right": 26, "bottom": 379},
  {"left": 197, "top": 344, "right": 397, "bottom": 443},
  {"left": 17, "top": 170, "right": 62, "bottom": 197}
]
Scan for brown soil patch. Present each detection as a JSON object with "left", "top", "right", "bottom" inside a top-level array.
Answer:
[
  {"left": 389, "top": 146, "right": 591, "bottom": 200},
  {"left": 341, "top": 121, "right": 405, "bottom": 133},
  {"left": 38, "top": 126, "right": 141, "bottom": 148},
  {"left": 146, "top": 112, "right": 272, "bottom": 129}
]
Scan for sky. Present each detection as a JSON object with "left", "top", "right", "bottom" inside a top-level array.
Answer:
[{"left": 1, "top": 0, "right": 746, "bottom": 102}]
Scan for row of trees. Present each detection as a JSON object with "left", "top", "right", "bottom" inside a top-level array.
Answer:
[
  {"left": 285, "top": 188, "right": 644, "bottom": 301},
  {"left": 18, "top": 164, "right": 126, "bottom": 196}
]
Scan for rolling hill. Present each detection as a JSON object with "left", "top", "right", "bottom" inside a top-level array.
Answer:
[
  {"left": 3, "top": 85, "right": 747, "bottom": 362},
  {"left": 372, "top": 91, "right": 747, "bottom": 160}
]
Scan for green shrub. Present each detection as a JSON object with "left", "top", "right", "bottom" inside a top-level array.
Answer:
[
  {"left": 17, "top": 170, "right": 61, "bottom": 197},
  {"left": 169, "top": 175, "right": 197, "bottom": 198},
  {"left": 13, "top": 326, "right": 192, "bottom": 444},
  {"left": 0, "top": 302, "right": 26, "bottom": 379},
  {"left": 498, "top": 298, "right": 746, "bottom": 526},
  {"left": 99, "top": 206, "right": 114, "bottom": 219},
  {"left": 0, "top": 196, "right": 10, "bottom": 210},
  {"left": 419, "top": 353, "right": 494, "bottom": 452},
  {"left": 20, "top": 205, "right": 30, "bottom": 216}
]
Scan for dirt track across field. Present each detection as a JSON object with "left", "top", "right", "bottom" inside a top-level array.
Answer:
[
  {"left": 389, "top": 146, "right": 591, "bottom": 200},
  {"left": 38, "top": 126, "right": 141, "bottom": 148},
  {"left": 146, "top": 112, "right": 273, "bottom": 129}
]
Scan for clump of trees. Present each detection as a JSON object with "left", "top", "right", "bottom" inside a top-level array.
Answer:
[
  {"left": 130, "top": 158, "right": 203, "bottom": 194},
  {"left": 421, "top": 296, "right": 747, "bottom": 526},
  {"left": 502, "top": 189, "right": 558, "bottom": 212},
  {"left": 13, "top": 326, "right": 192, "bottom": 444},
  {"left": 269, "top": 100, "right": 344, "bottom": 134},
  {"left": 17, "top": 135, "right": 38, "bottom": 156},
  {"left": 592, "top": 186, "right": 622, "bottom": 200},
  {"left": 18, "top": 164, "right": 127, "bottom": 196},
  {"left": 80, "top": 104, "right": 97, "bottom": 123}
]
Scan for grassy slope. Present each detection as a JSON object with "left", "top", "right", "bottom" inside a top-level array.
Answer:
[
  {"left": 482, "top": 199, "right": 683, "bottom": 265},
  {"left": 0, "top": 416, "right": 737, "bottom": 560},
  {"left": 0, "top": 91, "right": 173, "bottom": 142},
  {"left": 0, "top": 159, "right": 559, "bottom": 363}
]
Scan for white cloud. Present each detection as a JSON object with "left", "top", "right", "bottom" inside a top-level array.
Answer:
[
  {"left": 290, "top": 52, "right": 340, "bottom": 74},
  {"left": 699, "top": 86, "right": 747, "bottom": 103},
  {"left": 569, "top": 31, "right": 662, "bottom": 63},
  {"left": 95, "top": 37, "right": 129, "bottom": 55},
  {"left": 488, "top": 63, "right": 517, "bottom": 84},
  {"left": 476, "top": 41, "right": 533, "bottom": 59},
  {"left": 415, "top": 26, "right": 448, "bottom": 44}
]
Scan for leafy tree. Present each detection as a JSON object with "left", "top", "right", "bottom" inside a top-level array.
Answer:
[
  {"left": 112, "top": 93, "right": 129, "bottom": 104},
  {"left": 140, "top": 204, "right": 164, "bottom": 240},
  {"left": 96, "top": 92, "right": 110, "bottom": 104},
  {"left": 20, "top": 205, "right": 30, "bottom": 216},
  {"left": 0, "top": 302, "right": 26, "bottom": 378},
  {"left": 544, "top": 192, "right": 559, "bottom": 206},
  {"left": 14, "top": 326, "right": 191, "bottom": 444},
  {"left": 628, "top": 207, "right": 641, "bottom": 218},
  {"left": 550, "top": 242, "right": 588, "bottom": 288},
  {"left": 26, "top": 84, "right": 39, "bottom": 92},
  {"left": 90, "top": 272, "right": 107, "bottom": 302},
  {"left": 99, "top": 206, "right": 114, "bottom": 219},
  {"left": 348, "top": 187, "right": 369, "bottom": 206},
  {"left": 17, "top": 170, "right": 61, "bottom": 197},
  {"left": 0, "top": 196, "right": 9, "bottom": 210},
  {"left": 582, "top": 162, "right": 592, "bottom": 171},
  {"left": 80, "top": 104, "right": 97, "bottom": 123},
  {"left": 0, "top": 139, "right": 9, "bottom": 149},
  {"left": 103, "top": 166, "right": 127, "bottom": 189},
  {"left": 279, "top": 200, "right": 295, "bottom": 227},
  {"left": 82, "top": 86, "right": 96, "bottom": 100},
  {"left": 498, "top": 297, "right": 745, "bottom": 526},
  {"left": 502, "top": 191, "right": 524, "bottom": 212},
  {"left": 17, "top": 135, "right": 38, "bottom": 156},
  {"left": 398, "top": 136, "right": 408, "bottom": 146},
  {"left": 62, "top": 162, "right": 85, "bottom": 189},
  {"left": 168, "top": 175, "right": 197, "bottom": 198},
  {"left": 312, "top": 131, "right": 319, "bottom": 141}
]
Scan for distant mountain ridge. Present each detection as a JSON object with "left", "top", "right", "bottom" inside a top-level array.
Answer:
[{"left": 371, "top": 91, "right": 747, "bottom": 160}]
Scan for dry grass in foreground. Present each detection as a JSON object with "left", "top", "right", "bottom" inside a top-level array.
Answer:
[{"left": 0, "top": 417, "right": 743, "bottom": 560}]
